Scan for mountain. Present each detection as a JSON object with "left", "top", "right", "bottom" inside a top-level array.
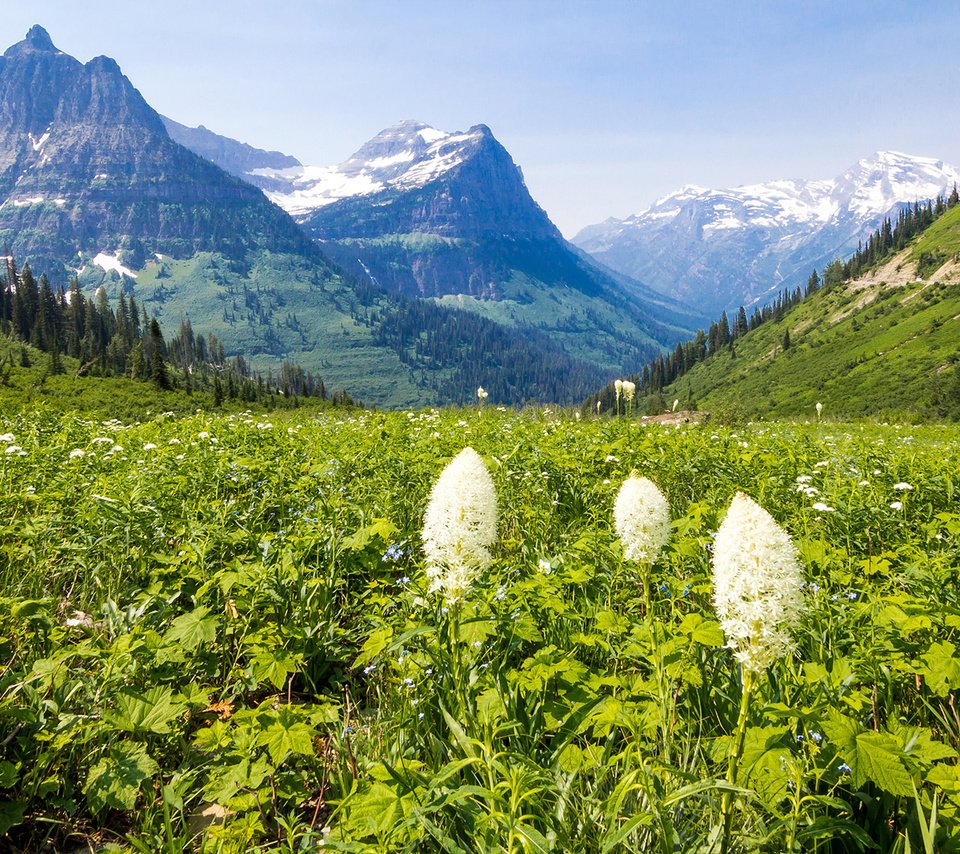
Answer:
[
  {"left": 626, "top": 200, "right": 960, "bottom": 420},
  {"left": 573, "top": 151, "right": 960, "bottom": 321},
  {"left": 246, "top": 119, "right": 697, "bottom": 372},
  {"left": 0, "top": 26, "right": 619, "bottom": 408},
  {"left": 161, "top": 116, "right": 301, "bottom": 177},
  {"left": 0, "top": 25, "right": 317, "bottom": 273}
]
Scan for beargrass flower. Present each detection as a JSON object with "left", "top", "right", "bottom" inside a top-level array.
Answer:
[
  {"left": 614, "top": 475, "right": 671, "bottom": 564},
  {"left": 712, "top": 492, "right": 804, "bottom": 674},
  {"left": 421, "top": 447, "right": 497, "bottom": 603}
]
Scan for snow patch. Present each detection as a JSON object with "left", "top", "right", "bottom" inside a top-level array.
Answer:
[
  {"left": 259, "top": 124, "right": 484, "bottom": 215},
  {"left": 93, "top": 253, "right": 138, "bottom": 279},
  {"left": 12, "top": 196, "right": 44, "bottom": 207},
  {"left": 29, "top": 130, "right": 51, "bottom": 152}
]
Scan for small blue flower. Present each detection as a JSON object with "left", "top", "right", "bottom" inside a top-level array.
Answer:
[
  {"left": 808, "top": 731, "right": 823, "bottom": 744},
  {"left": 847, "top": 591, "right": 858, "bottom": 600},
  {"left": 682, "top": 584, "right": 692, "bottom": 598},
  {"left": 838, "top": 762, "right": 852, "bottom": 774}
]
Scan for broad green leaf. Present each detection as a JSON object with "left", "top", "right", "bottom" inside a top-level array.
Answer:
[
  {"left": 251, "top": 648, "right": 303, "bottom": 690},
  {"left": 257, "top": 708, "right": 316, "bottom": 764},
  {"left": 0, "top": 800, "right": 25, "bottom": 835},
  {"left": 340, "top": 781, "right": 411, "bottom": 837},
  {"left": 0, "top": 760, "right": 17, "bottom": 788},
  {"left": 855, "top": 732, "right": 914, "bottom": 796},
  {"left": 105, "top": 686, "right": 187, "bottom": 735},
  {"left": 679, "top": 613, "right": 726, "bottom": 646},
  {"left": 164, "top": 606, "right": 217, "bottom": 652},
  {"left": 84, "top": 743, "right": 159, "bottom": 813},
  {"left": 354, "top": 626, "right": 394, "bottom": 668}
]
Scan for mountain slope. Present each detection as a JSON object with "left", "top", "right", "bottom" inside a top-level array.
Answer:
[
  {"left": 574, "top": 152, "right": 960, "bottom": 321},
  {"left": 0, "top": 26, "right": 318, "bottom": 273},
  {"left": 161, "top": 116, "right": 301, "bottom": 177},
  {"left": 647, "top": 203, "right": 960, "bottom": 419},
  {"left": 0, "top": 27, "right": 612, "bottom": 407},
  {"left": 249, "top": 120, "right": 697, "bottom": 372}
]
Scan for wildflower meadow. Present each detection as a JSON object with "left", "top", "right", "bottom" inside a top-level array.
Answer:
[{"left": 2, "top": 407, "right": 960, "bottom": 852}]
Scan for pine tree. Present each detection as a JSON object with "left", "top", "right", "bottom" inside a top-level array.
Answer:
[{"left": 149, "top": 319, "right": 171, "bottom": 390}]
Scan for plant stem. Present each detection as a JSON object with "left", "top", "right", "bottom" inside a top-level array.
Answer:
[{"left": 720, "top": 667, "right": 755, "bottom": 854}]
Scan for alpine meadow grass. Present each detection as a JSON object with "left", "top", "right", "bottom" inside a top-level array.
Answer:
[{"left": 1, "top": 408, "right": 959, "bottom": 852}]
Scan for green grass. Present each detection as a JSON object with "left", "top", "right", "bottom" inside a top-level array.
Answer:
[
  {"left": 2, "top": 407, "right": 960, "bottom": 851},
  {"left": 100, "top": 251, "right": 433, "bottom": 409},
  {"left": 655, "top": 247, "right": 960, "bottom": 420}
]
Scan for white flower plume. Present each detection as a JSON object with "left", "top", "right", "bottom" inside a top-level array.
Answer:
[
  {"left": 421, "top": 447, "right": 498, "bottom": 602},
  {"left": 712, "top": 493, "right": 804, "bottom": 673},
  {"left": 613, "top": 475, "right": 671, "bottom": 564}
]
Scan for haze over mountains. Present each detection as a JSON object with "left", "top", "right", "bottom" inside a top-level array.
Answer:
[
  {"left": 0, "top": 26, "right": 694, "bottom": 407},
  {"left": 573, "top": 151, "right": 960, "bottom": 318},
  {"left": 1, "top": 24, "right": 956, "bottom": 408}
]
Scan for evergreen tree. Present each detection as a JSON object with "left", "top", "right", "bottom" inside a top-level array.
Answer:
[{"left": 149, "top": 319, "right": 171, "bottom": 390}]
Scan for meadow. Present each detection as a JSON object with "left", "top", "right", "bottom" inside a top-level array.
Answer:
[{"left": 1, "top": 407, "right": 959, "bottom": 852}]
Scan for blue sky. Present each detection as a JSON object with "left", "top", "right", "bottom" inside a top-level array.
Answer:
[{"left": 7, "top": 1, "right": 960, "bottom": 236}]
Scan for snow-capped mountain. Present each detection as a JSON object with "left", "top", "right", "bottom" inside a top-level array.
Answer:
[
  {"left": 573, "top": 151, "right": 960, "bottom": 319},
  {"left": 214, "top": 119, "right": 699, "bottom": 372},
  {"left": 250, "top": 119, "right": 561, "bottom": 242},
  {"left": 249, "top": 120, "right": 533, "bottom": 224}
]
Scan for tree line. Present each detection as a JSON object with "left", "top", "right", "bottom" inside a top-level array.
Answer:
[
  {"left": 0, "top": 258, "right": 341, "bottom": 406},
  {"left": 595, "top": 185, "right": 960, "bottom": 408}
]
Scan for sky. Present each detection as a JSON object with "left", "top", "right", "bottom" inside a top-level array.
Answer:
[{"left": 6, "top": 1, "right": 960, "bottom": 237}]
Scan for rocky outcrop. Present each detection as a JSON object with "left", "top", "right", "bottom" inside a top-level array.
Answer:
[{"left": 0, "top": 26, "right": 317, "bottom": 277}]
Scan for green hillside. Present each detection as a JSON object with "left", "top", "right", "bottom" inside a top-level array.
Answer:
[
  {"left": 76, "top": 249, "right": 610, "bottom": 409},
  {"left": 649, "top": 204, "right": 960, "bottom": 419}
]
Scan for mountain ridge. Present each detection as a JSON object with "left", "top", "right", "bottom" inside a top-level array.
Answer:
[{"left": 573, "top": 151, "right": 960, "bottom": 321}]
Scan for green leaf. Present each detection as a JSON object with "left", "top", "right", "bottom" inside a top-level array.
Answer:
[
  {"left": 84, "top": 743, "right": 159, "bottom": 813},
  {"left": 251, "top": 648, "right": 303, "bottom": 690},
  {"left": 679, "top": 613, "right": 726, "bottom": 646},
  {"left": 341, "top": 781, "right": 411, "bottom": 837},
  {"left": 164, "top": 606, "right": 217, "bottom": 652},
  {"left": 0, "top": 760, "right": 18, "bottom": 788},
  {"left": 257, "top": 708, "right": 316, "bottom": 765},
  {"left": 354, "top": 626, "right": 393, "bottom": 668},
  {"left": 918, "top": 640, "right": 960, "bottom": 697},
  {"left": 342, "top": 518, "right": 398, "bottom": 551},
  {"left": 0, "top": 800, "right": 25, "bottom": 835},
  {"left": 105, "top": 686, "right": 187, "bottom": 735},
  {"left": 855, "top": 732, "right": 915, "bottom": 796}
]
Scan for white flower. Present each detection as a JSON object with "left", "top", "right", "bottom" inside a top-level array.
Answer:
[
  {"left": 538, "top": 558, "right": 552, "bottom": 575},
  {"left": 0, "top": 433, "right": 14, "bottom": 442},
  {"left": 890, "top": 501, "right": 903, "bottom": 511},
  {"left": 613, "top": 475, "right": 671, "bottom": 564},
  {"left": 476, "top": 386, "right": 488, "bottom": 402},
  {"left": 892, "top": 482, "right": 913, "bottom": 491},
  {"left": 811, "top": 502, "right": 834, "bottom": 512},
  {"left": 4, "top": 445, "right": 21, "bottom": 454},
  {"left": 816, "top": 402, "right": 823, "bottom": 415},
  {"left": 673, "top": 399, "right": 680, "bottom": 411},
  {"left": 712, "top": 493, "right": 804, "bottom": 673},
  {"left": 69, "top": 449, "right": 85, "bottom": 459},
  {"left": 622, "top": 381, "right": 636, "bottom": 403},
  {"left": 421, "top": 447, "right": 498, "bottom": 603},
  {"left": 142, "top": 443, "right": 157, "bottom": 451}
]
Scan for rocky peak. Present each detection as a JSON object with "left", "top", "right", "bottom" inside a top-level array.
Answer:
[{"left": 5, "top": 25, "right": 60, "bottom": 57}]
